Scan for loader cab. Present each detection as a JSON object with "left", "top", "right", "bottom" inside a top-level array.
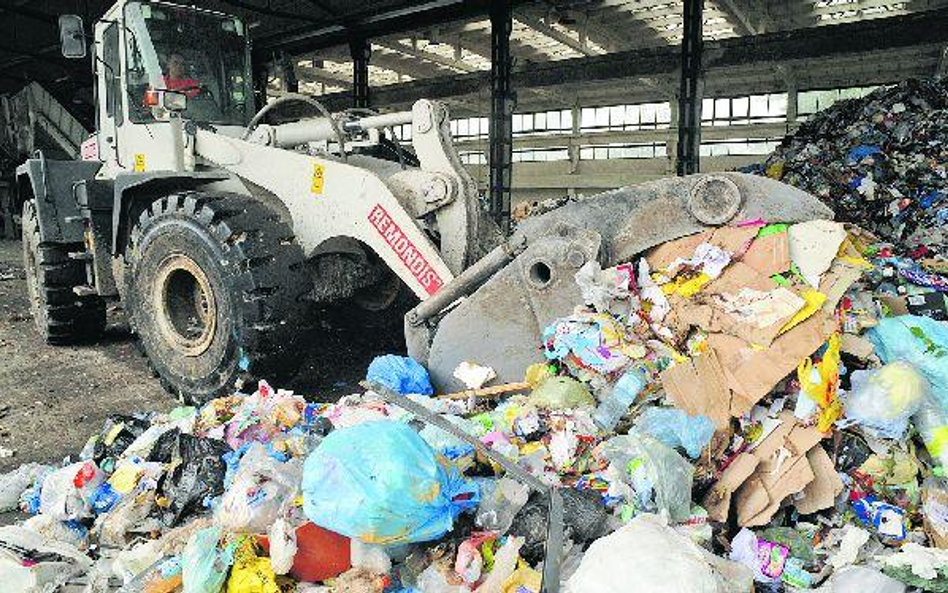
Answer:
[{"left": 92, "top": 0, "right": 253, "bottom": 174}]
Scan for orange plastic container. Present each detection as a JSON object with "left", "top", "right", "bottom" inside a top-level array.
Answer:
[{"left": 261, "top": 522, "right": 352, "bottom": 582}]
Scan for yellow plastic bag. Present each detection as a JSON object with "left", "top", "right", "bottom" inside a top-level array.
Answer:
[
  {"left": 797, "top": 333, "right": 843, "bottom": 432},
  {"left": 226, "top": 539, "right": 279, "bottom": 593},
  {"left": 502, "top": 561, "right": 542, "bottom": 593}
]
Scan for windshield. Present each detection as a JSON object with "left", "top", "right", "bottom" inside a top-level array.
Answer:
[{"left": 124, "top": 1, "right": 253, "bottom": 125}]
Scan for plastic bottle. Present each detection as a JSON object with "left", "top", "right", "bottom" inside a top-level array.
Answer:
[
  {"left": 593, "top": 370, "right": 645, "bottom": 431},
  {"left": 475, "top": 477, "right": 529, "bottom": 532}
]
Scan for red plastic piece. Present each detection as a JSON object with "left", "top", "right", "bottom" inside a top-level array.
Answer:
[{"left": 260, "top": 522, "right": 352, "bottom": 583}]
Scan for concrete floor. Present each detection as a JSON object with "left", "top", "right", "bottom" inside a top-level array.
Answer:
[{"left": 0, "top": 238, "right": 404, "bottom": 473}]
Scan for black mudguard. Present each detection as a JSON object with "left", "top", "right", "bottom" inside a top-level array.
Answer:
[{"left": 15, "top": 156, "right": 101, "bottom": 244}]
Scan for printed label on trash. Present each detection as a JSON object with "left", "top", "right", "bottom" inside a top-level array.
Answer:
[
  {"left": 80, "top": 137, "right": 98, "bottom": 161},
  {"left": 311, "top": 163, "right": 325, "bottom": 195},
  {"left": 368, "top": 203, "right": 444, "bottom": 295}
]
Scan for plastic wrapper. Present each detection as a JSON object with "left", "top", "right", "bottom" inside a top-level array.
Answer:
[
  {"left": 600, "top": 431, "right": 695, "bottom": 522},
  {"left": 88, "top": 414, "right": 151, "bottom": 464},
  {"left": 914, "top": 398, "right": 948, "bottom": 468},
  {"left": 365, "top": 354, "right": 433, "bottom": 395},
  {"left": 22, "top": 514, "right": 87, "bottom": 548},
  {"left": 112, "top": 540, "right": 162, "bottom": 584},
  {"left": 868, "top": 315, "right": 948, "bottom": 412},
  {"left": 566, "top": 513, "right": 753, "bottom": 593},
  {"left": 181, "top": 526, "right": 233, "bottom": 593},
  {"left": 39, "top": 461, "right": 104, "bottom": 521},
  {"left": 634, "top": 407, "right": 715, "bottom": 459},
  {"left": 215, "top": 443, "right": 302, "bottom": 533},
  {"left": 844, "top": 361, "right": 927, "bottom": 438},
  {"left": 527, "top": 376, "right": 595, "bottom": 409},
  {"left": 418, "top": 415, "right": 478, "bottom": 463},
  {"left": 508, "top": 488, "right": 608, "bottom": 565},
  {"left": 158, "top": 434, "right": 229, "bottom": 526},
  {"left": 0, "top": 463, "right": 52, "bottom": 512},
  {"left": 267, "top": 518, "right": 296, "bottom": 576},
  {"left": 475, "top": 477, "right": 529, "bottom": 533},
  {"left": 302, "top": 421, "right": 478, "bottom": 545},
  {"left": 474, "top": 536, "right": 522, "bottom": 593},
  {"left": 226, "top": 539, "right": 280, "bottom": 593},
  {"left": 813, "top": 566, "right": 906, "bottom": 593}
]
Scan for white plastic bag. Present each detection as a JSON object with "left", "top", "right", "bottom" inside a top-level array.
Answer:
[
  {"left": 215, "top": 444, "right": 302, "bottom": 533},
  {"left": 39, "top": 461, "right": 104, "bottom": 521},
  {"left": 267, "top": 518, "right": 297, "bottom": 576},
  {"left": 566, "top": 513, "right": 753, "bottom": 593},
  {"left": 0, "top": 464, "right": 52, "bottom": 513},
  {"left": 844, "top": 361, "right": 927, "bottom": 438}
]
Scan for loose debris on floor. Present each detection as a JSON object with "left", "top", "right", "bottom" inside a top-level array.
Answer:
[{"left": 1, "top": 212, "right": 946, "bottom": 593}]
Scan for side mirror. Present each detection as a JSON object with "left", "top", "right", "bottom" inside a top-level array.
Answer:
[
  {"left": 163, "top": 91, "right": 188, "bottom": 112},
  {"left": 59, "top": 15, "right": 87, "bottom": 59},
  {"left": 143, "top": 89, "right": 188, "bottom": 112}
]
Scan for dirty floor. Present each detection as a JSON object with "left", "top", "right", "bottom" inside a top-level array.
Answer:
[{"left": 0, "top": 239, "right": 403, "bottom": 473}]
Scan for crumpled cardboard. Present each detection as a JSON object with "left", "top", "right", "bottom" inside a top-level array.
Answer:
[
  {"left": 703, "top": 453, "right": 758, "bottom": 522},
  {"left": 702, "top": 412, "right": 831, "bottom": 526},
  {"left": 667, "top": 262, "right": 807, "bottom": 347},
  {"left": 794, "top": 445, "right": 844, "bottom": 515},
  {"left": 841, "top": 333, "right": 876, "bottom": 360},
  {"left": 742, "top": 230, "right": 791, "bottom": 277},
  {"left": 646, "top": 226, "right": 759, "bottom": 273},
  {"left": 660, "top": 348, "right": 735, "bottom": 430},
  {"left": 708, "top": 313, "right": 835, "bottom": 407}
]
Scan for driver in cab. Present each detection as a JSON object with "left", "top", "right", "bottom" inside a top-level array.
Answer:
[{"left": 163, "top": 52, "right": 201, "bottom": 98}]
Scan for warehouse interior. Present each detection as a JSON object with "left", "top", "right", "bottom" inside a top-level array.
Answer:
[
  {"left": 2, "top": 0, "right": 947, "bottom": 228},
  {"left": 0, "top": 1, "right": 948, "bottom": 591}
]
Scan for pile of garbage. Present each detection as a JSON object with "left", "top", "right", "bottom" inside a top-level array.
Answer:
[
  {"left": 746, "top": 78, "right": 948, "bottom": 254},
  {"left": 2, "top": 217, "right": 948, "bottom": 592}
]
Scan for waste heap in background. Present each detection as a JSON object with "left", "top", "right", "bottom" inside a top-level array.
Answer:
[
  {"left": 744, "top": 78, "right": 948, "bottom": 255},
  {"left": 1, "top": 216, "right": 948, "bottom": 593}
]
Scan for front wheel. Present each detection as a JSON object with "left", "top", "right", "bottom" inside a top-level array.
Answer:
[
  {"left": 125, "top": 191, "right": 312, "bottom": 403},
  {"left": 21, "top": 199, "right": 105, "bottom": 343}
]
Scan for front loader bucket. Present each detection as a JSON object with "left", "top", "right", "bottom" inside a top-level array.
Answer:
[{"left": 406, "top": 173, "right": 834, "bottom": 392}]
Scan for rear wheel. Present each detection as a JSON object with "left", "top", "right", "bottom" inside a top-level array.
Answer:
[
  {"left": 21, "top": 199, "right": 105, "bottom": 343},
  {"left": 125, "top": 191, "right": 312, "bottom": 403}
]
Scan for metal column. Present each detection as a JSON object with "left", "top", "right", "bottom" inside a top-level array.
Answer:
[
  {"left": 676, "top": 0, "right": 704, "bottom": 176},
  {"left": 349, "top": 37, "right": 371, "bottom": 108},
  {"left": 489, "top": 0, "right": 514, "bottom": 233},
  {"left": 278, "top": 53, "right": 299, "bottom": 94}
]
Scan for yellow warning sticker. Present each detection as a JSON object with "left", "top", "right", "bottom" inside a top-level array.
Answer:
[
  {"left": 311, "top": 163, "right": 325, "bottom": 195},
  {"left": 133, "top": 153, "right": 146, "bottom": 172}
]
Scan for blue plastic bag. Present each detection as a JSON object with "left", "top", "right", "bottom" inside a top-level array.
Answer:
[
  {"left": 634, "top": 407, "right": 715, "bottom": 459},
  {"left": 302, "top": 421, "right": 478, "bottom": 545},
  {"left": 366, "top": 355, "right": 434, "bottom": 395},
  {"left": 868, "top": 315, "right": 948, "bottom": 413}
]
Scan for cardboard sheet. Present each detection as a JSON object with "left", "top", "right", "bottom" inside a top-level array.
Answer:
[
  {"left": 742, "top": 231, "right": 791, "bottom": 277},
  {"left": 819, "top": 260, "right": 866, "bottom": 313},
  {"left": 794, "top": 446, "right": 844, "bottom": 515},
  {"left": 703, "top": 453, "right": 759, "bottom": 522},
  {"left": 706, "top": 412, "right": 827, "bottom": 526},
  {"left": 708, "top": 313, "right": 835, "bottom": 406},
  {"left": 660, "top": 348, "right": 733, "bottom": 430}
]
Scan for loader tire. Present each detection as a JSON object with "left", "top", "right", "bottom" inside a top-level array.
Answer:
[
  {"left": 21, "top": 199, "right": 106, "bottom": 344},
  {"left": 125, "top": 192, "right": 313, "bottom": 404}
]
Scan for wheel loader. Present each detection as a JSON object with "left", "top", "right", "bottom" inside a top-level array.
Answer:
[{"left": 17, "top": 0, "right": 833, "bottom": 403}]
